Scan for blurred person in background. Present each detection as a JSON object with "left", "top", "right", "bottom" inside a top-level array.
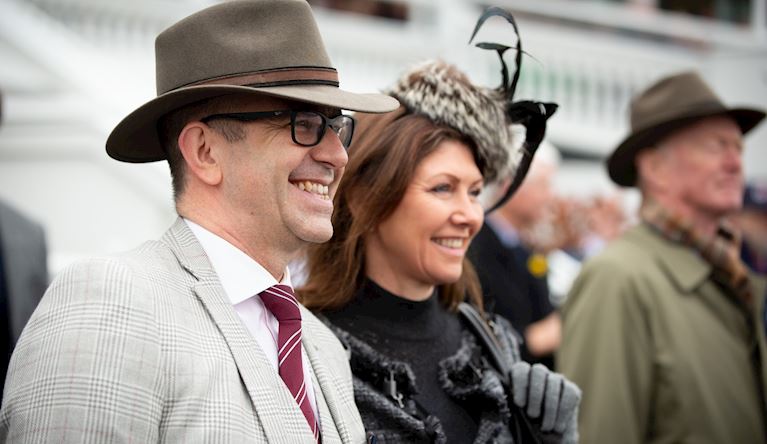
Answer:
[
  {"left": 736, "top": 181, "right": 767, "bottom": 340},
  {"left": 468, "top": 140, "right": 562, "bottom": 368},
  {"left": 540, "top": 192, "right": 630, "bottom": 308},
  {"left": 577, "top": 193, "right": 630, "bottom": 259},
  {"left": 0, "top": 92, "right": 49, "bottom": 407},
  {"left": 737, "top": 182, "right": 767, "bottom": 275},
  {"left": 558, "top": 71, "right": 767, "bottom": 444},
  {"left": 0, "top": 1, "right": 399, "bottom": 442},
  {"left": 0, "top": 201, "right": 48, "bottom": 407}
]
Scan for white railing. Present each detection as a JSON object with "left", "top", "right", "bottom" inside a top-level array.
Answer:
[{"left": 9, "top": 0, "right": 761, "bottom": 156}]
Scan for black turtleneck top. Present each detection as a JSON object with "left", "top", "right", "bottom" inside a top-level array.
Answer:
[{"left": 325, "top": 279, "right": 478, "bottom": 443}]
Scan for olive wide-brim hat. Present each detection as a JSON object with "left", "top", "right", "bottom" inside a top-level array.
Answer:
[
  {"left": 607, "top": 71, "right": 765, "bottom": 186},
  {"left": 106, "top": 0, "right": 399, "bottom": 163}
]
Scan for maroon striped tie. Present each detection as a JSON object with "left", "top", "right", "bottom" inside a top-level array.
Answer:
[{"left": 259, "top": 284, "right": 321, "bottom": 442}]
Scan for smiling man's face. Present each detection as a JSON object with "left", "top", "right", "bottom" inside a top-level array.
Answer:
[{"left": 214, "top": 95, "right": 349, "bottom": 252}]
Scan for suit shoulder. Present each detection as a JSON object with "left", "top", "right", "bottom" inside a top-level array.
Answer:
[
  {"left": 41, "top": 240, "right": 180, "bottom": 312},
  {"left": 0, "top": 200, "right": 43, "bottom": 232},
  {"left": 58, "top": 239, "right": 174, "bottom": 276}
]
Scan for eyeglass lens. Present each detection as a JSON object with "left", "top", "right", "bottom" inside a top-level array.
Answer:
[{"left": 293, "top": 112, "right": 354, "bottom": 149}]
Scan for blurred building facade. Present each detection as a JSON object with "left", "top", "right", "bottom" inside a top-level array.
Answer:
[{"left": 1, "top": 0, "right": 765, "bottom": 275}]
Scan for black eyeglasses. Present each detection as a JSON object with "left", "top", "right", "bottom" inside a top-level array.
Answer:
[{"left": 200, "top": 110, "right": 355, "bottom": 149}]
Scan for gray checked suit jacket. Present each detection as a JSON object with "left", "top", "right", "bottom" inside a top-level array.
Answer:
[{"left": 0, "top": 218, "right": 366, "bottom": 443}]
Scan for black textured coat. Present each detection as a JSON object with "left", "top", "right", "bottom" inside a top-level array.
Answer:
[{"left": 319, "top": 281, "right": 525, "bottom": 443}]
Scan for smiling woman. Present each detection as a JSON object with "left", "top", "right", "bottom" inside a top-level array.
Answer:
[
  {"left": 365, "top": 140, "right": 484, "bottom": 300},
  {"left": 298, "top": 58, "right": 581, "bottom": 443},
  {"left": 299, "top": 107, "right": 484, "bottom": 313}
]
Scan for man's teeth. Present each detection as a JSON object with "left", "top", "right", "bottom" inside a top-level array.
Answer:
[
  {"left": 295, "top": 181, "right": 331, "bottom": 200},
  {"left": 434, "top": 238, "right": 463, "bottom": 248}
]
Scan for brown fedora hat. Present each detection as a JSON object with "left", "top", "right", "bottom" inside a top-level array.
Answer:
[
  {"left": 106, "top": 0, "right": 399, "bottom": 163},
  {"left": 607, "top": 71, "right": 765, "bottom": 186}
]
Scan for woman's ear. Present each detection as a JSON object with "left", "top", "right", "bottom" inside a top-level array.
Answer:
[{"left": 178, "top": 122, "right": 224, "bottom": 186}]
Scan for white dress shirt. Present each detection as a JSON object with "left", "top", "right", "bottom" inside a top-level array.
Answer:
[{"left": 185, "top": 219, "right": 319, "bottom": 421}]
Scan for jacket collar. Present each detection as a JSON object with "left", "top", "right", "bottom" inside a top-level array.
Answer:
[{"left": 628, "top": 223, "right": 712, "bottom": 293}]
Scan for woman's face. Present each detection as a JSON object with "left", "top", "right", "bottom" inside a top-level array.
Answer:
[{"left": 365, "top": 140, "right": 484, "bottom": 298}]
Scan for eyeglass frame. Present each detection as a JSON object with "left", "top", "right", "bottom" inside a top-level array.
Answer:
[{"left": 200, "top": 110, "right": 356, "bottom": 149}]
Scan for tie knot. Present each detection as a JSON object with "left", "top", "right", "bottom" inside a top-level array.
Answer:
[{"left": 259, "top": 284, "right": 301, "bottom": 322}]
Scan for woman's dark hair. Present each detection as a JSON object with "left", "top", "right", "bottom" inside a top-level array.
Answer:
[{"left": 298, "top": 106, "right": 484, "bottom": 313}]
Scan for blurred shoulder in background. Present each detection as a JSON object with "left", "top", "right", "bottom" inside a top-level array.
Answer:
[
  {"left": 0, "top": 198, "right": 48, "bottom": 404},
  {"left": 737, "top": 181, "right": 767, "bottom": 275}
]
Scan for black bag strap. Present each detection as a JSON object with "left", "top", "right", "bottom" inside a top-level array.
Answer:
[
  {"left": 457, "top": 302, "right": 511, "bottom": 386},
  {"left": 458, "top": 302, "right": 544, "bottom": 444}
]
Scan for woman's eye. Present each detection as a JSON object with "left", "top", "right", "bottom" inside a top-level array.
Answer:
[
  {"left": 469, "top": 187, "right": 482, "bottom": 198},
  {"left": 431, "top": 184, "right": 451, "bottom": 193}
]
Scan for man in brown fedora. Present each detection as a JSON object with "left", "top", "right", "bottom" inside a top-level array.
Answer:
[
  {"left": 558, "top": 71, "right": 767, "bottom": 443},
  {"left": 0, "top": 1, "right": 397, "bottom": 442}
]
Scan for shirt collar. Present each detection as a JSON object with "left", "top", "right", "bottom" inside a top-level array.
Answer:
[{"left": 184, "top": 218, "right": 292, "bottom": 305}]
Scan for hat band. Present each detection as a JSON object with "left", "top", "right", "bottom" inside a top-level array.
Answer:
[
  {"left": 631, "top": 100, "right": 726, "bottom": 132},
  {"left": 188, "top": 67, "right": 340, "bottom": 89}
]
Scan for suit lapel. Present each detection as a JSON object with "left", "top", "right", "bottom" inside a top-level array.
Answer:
[
  {"left": 309, "top": 363, "right": 342, "bottom": 444},
  {"left": 163, "top": 218, "right": 315, "bottom": 443},
  {"left": 301, "top": 314, "right": 351, "bottom": 444}
]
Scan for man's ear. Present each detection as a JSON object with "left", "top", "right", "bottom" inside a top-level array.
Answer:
[
  {"left": 178, "top": 122, "right": 223, "bottom": 186},
  {"left": 635, "top": 147, "right": 669, "bottom": 192}
]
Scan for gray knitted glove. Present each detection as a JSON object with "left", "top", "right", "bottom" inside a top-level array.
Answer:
[{"left": 511, "top": 362, "right": 581, "bottom": 443}]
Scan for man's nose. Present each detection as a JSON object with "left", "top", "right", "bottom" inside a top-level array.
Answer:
[
  {"left": 723, "top": 143, "right": 743, "bottom": 173},
  {"left": 312, "top": 130, "right": 349, "bottom": 169}
]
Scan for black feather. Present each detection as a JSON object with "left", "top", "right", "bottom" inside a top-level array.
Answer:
[
  {"left": 468, "top": 6, "right": 522, "bottom": 102},
  {"left": 469, "top": 6, "right": 560, "bottom": 213}
]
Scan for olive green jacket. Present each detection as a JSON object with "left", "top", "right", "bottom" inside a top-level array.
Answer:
[{"left": 558, "top": 223, "right": 767, "bottom": 444}]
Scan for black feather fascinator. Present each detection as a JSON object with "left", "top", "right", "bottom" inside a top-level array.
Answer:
[{"left": 388, "top": 6, "right": 558, "bottom": 213}]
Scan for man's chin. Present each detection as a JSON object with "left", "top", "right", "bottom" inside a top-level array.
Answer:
[
  {"left": 298, "top": 226, "right": 334, "bottom": 244},
  {"left": 705, "top": 202, "right": 742, "bottom": 219}
]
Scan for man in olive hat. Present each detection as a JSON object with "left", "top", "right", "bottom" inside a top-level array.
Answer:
[
  {"left": 0, "top": 1, "right": 397, "bottom": 442},
  {"left": 558, "top": 71, "right": 767, "bottom": 444}
]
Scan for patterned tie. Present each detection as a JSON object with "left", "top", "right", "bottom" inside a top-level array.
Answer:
[{"left": 259, "top": 284, "right": 320, "bottom": 443}]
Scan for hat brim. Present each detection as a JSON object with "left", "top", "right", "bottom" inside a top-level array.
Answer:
[
  {"left": 607, "top": 107, "right": 766, "bottom": 187},
  {"left": 106, "top": 84, "right": 399, "bottom": 163}
]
